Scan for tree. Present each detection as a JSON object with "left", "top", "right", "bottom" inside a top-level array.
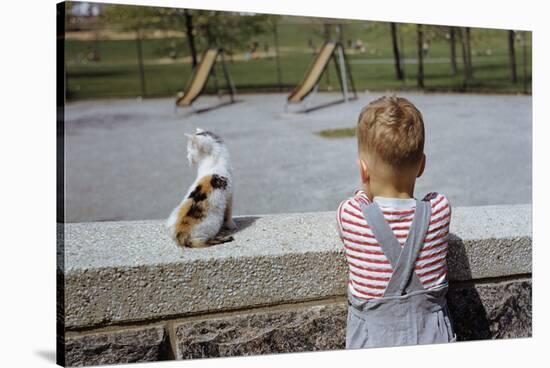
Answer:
[
  {"left": 508, "top": 30, "right": 517, "bottom": 83},
  {"left": 390, "top": 23, "right": 404, "bottom": 80},
  {"left": 268, "top": 16, "right": 283, "bottom": 90},
  {"left": 154, "top": 9, "right": 275, "bottom": 59},
  {"left": 520, "top": 31, "right": 529, "bottom": 93},
  {"left": 190, "top": 11, "right": 273, "bottom": 50},
  {"left": 416, "top": 25, "right": 457, "bottom": 77},
  {"left": 102, "top": 5, "right": 275, "bottom": 96},
  {"left": 398, "top": 23, "right": 447, "bottom": 87},
  {"left": 416, "top": 24, "right": 424, "bottom": 88},
  {"left": 466, "top": 27, "right": 473, "bottom": 79},
  {"left": 101, "top": 5, "right": 164, "bottom": 97},
  {"left": 459, "top": 27, "right": 473, "bottom": 87},
  {"left": 449, "top": 27, "right": 458, "bottom": 76},
  {"left": 183, "top": 9, "right": 197, "bottom": 67}
]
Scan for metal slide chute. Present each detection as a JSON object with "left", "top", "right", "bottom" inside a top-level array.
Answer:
[
  {"left": 176, "top": 48, "right": 238, "bottom": 114},
  {"left": 286, "top": 41, "right": 357, "bottom": 113}
]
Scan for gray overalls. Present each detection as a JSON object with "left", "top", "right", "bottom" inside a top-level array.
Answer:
[{"left": 346, "top": 199, "right": 456, "bottom": 349}]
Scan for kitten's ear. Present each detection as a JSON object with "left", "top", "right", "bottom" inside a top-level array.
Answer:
[
  {"left": 185, "top": 133, "right": 198, "bottom": 146},
  {"left": 196, "top": 127, "right": 205, "bottom": 134},
  {"left": 199, "top": 139, "right": 213, "bottom": 154}
]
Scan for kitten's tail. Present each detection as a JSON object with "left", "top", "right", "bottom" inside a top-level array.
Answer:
[
  {"left": 185, "top": 235, "right": 234, "bottom": 248},
  {"left": 207, "top": 235, "right": 234, "bottom": 246}
]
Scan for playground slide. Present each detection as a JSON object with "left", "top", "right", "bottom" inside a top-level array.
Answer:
[
  {"left": 287, "top": 42, "right": 336, "bottom": 103},
  {"left": 176, "top": 49, "right": 219, "bottom": 107}
]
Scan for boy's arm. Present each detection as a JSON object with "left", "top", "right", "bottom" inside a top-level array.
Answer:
[
  {"left": 423, "top": 192, "right": 452, "bottom": 227},
  {"left": 353, "top": 189, "right": 372, "bottom": 206},
  {"left": 336, "top": 200, "right": 346, "bottom": 239},
  {"left": 336, "top": 190, "right": 372, "bottom": 239}
]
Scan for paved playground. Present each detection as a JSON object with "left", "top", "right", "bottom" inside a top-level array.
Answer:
[{"left": 64, "top": 92, "right": 532, "bottom": 223}]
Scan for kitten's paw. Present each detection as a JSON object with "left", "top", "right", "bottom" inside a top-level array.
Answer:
[
  {"left": 223, "top": 220, "right": 238, "bottom": 230},
  {"left": 165, "top": 219, "right": 174, "bottom": 229},
  {"left": 165, "top": 210, "right": 178, "bottom": 228},
  {"left": 167, "top": 226, "right": 178, "bottom": 242}
]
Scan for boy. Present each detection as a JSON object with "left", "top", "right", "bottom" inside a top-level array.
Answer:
[{"left": 336, "top": 96, "right": 456, "bottom": 349}]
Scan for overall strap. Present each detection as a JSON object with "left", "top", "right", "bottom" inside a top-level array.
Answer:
[
  {"left": 386, "top": 199, "right": 432, "bottom": 296},
  {"left": 360, "top": 201, "right": 402, "bottom": 268},
  {"left": 360, "top": 199, "right": 432, "bottom": 297}
]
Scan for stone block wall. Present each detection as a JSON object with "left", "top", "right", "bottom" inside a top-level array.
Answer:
[{"left": 58, "top": 204, "right": 532, "bottom": 367}]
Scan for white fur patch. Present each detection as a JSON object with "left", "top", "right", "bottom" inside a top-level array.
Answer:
[{"left": 166, "top": 130, "right": 234, "bottom": 246}]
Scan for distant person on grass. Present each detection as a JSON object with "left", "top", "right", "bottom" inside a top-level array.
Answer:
[{"left": 336, "top": 96, "right": 456, "bottom": 349}]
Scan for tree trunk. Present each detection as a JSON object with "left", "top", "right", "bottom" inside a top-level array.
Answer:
[
  {"left": 449, "top": 26, "right": 457, "bottom": 76},
  {"left": 466, "top": 27, "right": 473, "bottom": 79},
  {"left": 390, "top": 23, "right": 404, "bottom": 81},
  {"left": 183, "top": 9, "right": 197, "bottom": 68},
  {"left": 521, "top": 31, "right": 529, "bottom": 93},
  {"left": 135, "top": 29, "right": 146, "bottom": 97},
  {"left": 508, "top": 30, "right": 517, "bottom": 83},
  {"left": 272, "top": 21, "right": 283, "bottom": 91},
  {"left": 400, "top": 32, "right": 406, "bottom": 80},
  {"left": 459, "top": 27, "right": 470, "bottom": 87},
  {"left": 416, "top": 24, "right": 424, "bottom": 88}
]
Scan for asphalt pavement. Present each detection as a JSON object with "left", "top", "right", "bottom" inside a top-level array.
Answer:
[{"left": 63, "top": 91, "right": 532, "bottom": 222}]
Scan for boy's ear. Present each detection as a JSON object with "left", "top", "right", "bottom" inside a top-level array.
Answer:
[
  {"left": 358, "top": 158, "right": 370, "bottom": 183},
  {"left": 417, "top": 154, "right": 426, "bottom": 178}
]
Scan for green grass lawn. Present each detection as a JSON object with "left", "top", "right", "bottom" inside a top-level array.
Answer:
[
  {"left": 317, "top": 127, "right": 356, "bottom": 138},
  {"left": 65, "top": 18, "right": 532, "bottom": 100}
]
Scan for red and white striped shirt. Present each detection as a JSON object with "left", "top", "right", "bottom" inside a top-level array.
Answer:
[{"left": 336, "top": 190, "right": 451, "bottom": 299}]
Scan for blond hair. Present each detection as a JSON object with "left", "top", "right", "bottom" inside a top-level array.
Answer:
[{"left": 357, "top": 96, "right": 425, "bottom": 169}]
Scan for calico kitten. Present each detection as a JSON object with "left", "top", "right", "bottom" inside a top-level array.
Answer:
[{"left": 166, "top": 128, "right": 237, "bottom": 248}]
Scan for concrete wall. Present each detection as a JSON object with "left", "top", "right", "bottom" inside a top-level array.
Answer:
[{"left": 58, "top": 204, "right": 532, "bottom": 367}]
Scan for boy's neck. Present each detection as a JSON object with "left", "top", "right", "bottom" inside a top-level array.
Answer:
[
  {"left": 360, "top": 154, "right": 423, "bottom": 201},
  {"left": 365, "top": 177, "right": 416, "bottom": 200},
  {"left": 371, "top": 187, "right": 414, "bottom": 200}
]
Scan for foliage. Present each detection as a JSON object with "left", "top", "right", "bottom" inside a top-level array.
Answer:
[
  {"left": 101, "top": 4, "right": 165, "bottom": 31},
  {"left": 66, "top": 12, "right": 532, "bottom": 100},
  {"left": 190, "top": 11, "right": 277, "bottom": 50},
  {"left": 101, "top": 4, "right": 277, "bottom": 51}
]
